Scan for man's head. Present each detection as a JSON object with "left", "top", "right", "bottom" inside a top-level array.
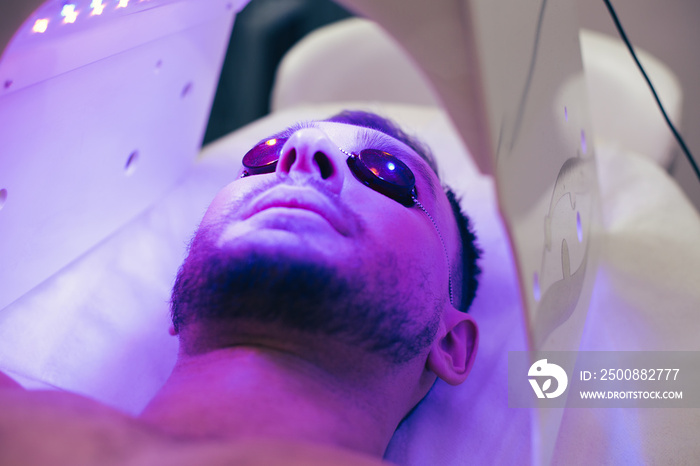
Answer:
[{"left": 170, "top": 111, "right": 479, "bottom": 384}]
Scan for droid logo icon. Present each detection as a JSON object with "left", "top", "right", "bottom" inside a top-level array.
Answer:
[{"left": 528, "top": 359, "right": 568, "bottom": 399}]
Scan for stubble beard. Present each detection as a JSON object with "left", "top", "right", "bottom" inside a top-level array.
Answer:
[{"left": 170, "top": 224, "right": 440, "bottom": 365}]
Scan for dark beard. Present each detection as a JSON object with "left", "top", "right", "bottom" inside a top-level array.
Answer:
[{"left": 170, "top": 228, "right": 439, "bottom": 364}]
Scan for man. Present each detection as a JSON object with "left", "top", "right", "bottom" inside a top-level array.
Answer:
[{"left": 0, "top": 111, "right": 480, "bottom": 465}]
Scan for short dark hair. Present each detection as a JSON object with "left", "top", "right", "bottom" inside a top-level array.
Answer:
[{"left": 325, "top": 110, "right": 481, "bottom": 311}]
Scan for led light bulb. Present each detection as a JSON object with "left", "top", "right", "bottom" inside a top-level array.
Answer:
[
  {"left": 90, "top": 0, "right": 105, "bottom": 15},
  {"left": 61, "top": 4, "right": 79, "bottom": 23},
  {"left": 32, "top": 19, "right": 49, "bottom": 33}
]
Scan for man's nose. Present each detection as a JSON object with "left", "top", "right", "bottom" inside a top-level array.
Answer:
[{"left": 276, "top": 127, "right": 345, "bottom": 194}]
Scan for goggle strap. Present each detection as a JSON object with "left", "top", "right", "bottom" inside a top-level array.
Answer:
[
  {"left": 341, "top": 145, "right": 453, "bottom": 307},
  {"left": 338, "top": 147, "right": 353, "bottom": 158},
  {"left": 413, "top": 197, "right": 454, "bottom": 308}
]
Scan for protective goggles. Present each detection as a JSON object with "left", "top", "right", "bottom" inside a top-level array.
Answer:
[{"left": 241, "top": 137, "right": 417, "bottom": 207}]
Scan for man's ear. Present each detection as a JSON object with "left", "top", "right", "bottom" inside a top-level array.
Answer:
[{"left": 427, "top": 310, "right": 478, "bottom": 385}]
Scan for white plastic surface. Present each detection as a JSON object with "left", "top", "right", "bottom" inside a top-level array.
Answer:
[{"left": 0, "top": 0, "right": 237, "bottom": 312}]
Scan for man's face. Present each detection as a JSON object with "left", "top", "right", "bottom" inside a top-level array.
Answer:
[{"left": 172, "top": 121, "right": 460, "bottom": 364}]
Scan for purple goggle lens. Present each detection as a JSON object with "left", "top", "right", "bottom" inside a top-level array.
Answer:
[{"left": 241, "top": 138, "right": 417, "bottom": 206}]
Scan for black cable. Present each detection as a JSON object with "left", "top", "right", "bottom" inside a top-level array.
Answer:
[{"left": 602, "top": 0, "right": 700, "bottom": 182}]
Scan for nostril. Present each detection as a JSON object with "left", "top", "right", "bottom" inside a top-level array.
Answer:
[
  {"left": 279, "top": 148, "right": 296, "bottom": 173},
  {"left": 314, "top": 151, "right": 334, "bottom": 179}
]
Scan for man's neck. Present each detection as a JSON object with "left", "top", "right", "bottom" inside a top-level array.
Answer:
[{"left": 139, "top": 346, "right": 405, "bottom": 458}]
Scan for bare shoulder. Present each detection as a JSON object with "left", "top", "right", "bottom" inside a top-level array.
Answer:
[
  {"left": 0, "top": 382, "right": 164, "bottom": 466},
  {"left": 0, "top": 374, "right": 390, "bottom": 466},
  {"left": 130, "top": 438, "right": 394, "bottom": 466}
]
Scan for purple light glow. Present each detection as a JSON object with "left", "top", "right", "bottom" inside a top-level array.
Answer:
[
  {"left": 533, "top": 272, "right": 541, "bottom": 302},
  {"left": 91, "top": 0, "right": 106, "bottom": 15},
  {"left": 577, "top": 211, "right": 582, "bottom": 243},
  {"left": 61, "top": 5, "right": 79, "bottom": 24},
  {"left": 181, "top": 82, "right": 193, "bottom": 98},
  {"left": 32, "top": 19, "right": 49, "bottom": 33},
  {"left": 125, "top": 151, "right": 139, "bottom": 176}
]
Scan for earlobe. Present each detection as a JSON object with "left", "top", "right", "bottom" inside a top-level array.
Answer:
[{"left": 427, "top": 312, "right": 479, "bottom": 385}]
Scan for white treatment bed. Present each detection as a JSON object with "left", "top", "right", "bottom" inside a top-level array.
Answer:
[{"left": 1, "top": 1, "right": 699, "bottom": 464}]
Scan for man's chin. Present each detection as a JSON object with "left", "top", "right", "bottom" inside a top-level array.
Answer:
[{"left": 171, "top": 242, "right": 352, "bottom": 330}]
